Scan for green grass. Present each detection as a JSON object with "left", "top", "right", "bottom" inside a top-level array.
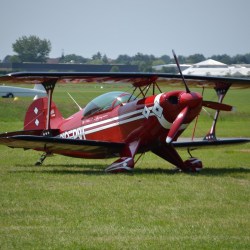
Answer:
[{"left": 0, "top": 84, "right": 250, "bottom": 249}]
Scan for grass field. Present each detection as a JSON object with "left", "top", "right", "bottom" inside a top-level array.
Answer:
[{"left": 0, "top": 84, "right": 249, "bottom": 249}]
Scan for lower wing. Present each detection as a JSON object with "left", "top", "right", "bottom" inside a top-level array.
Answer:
[
  {"left": 173, "top": 138, "right": 250, "bottom": 149},
  {"left": 0, "top": 133, "right": 125, "bottom": 159}
]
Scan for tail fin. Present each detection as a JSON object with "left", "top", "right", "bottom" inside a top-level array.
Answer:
[{"left": 24, "top": 97, "right": 64, "bottom": 131}]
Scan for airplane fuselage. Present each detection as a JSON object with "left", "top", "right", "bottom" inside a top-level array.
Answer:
[{"left": 54, "top": 90, "right": 202, "bottom": 158}]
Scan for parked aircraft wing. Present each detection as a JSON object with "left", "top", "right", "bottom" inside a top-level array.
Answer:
[{"left": 0, "top": 85, "right": 46, "bottom": 98}]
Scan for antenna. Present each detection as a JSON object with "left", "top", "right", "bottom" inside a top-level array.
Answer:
[{"left": 67, "top": 92, "right": 82, "bottom": 111}]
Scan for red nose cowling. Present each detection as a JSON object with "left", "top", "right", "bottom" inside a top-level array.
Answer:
[{"left": 160, "top": 91, "right": 203, "bottom": 143}]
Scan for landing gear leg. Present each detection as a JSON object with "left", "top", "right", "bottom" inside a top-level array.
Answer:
[
  {"left": 35, "top": 153, "right": 48, "bottom": 166},
  {"left": 105, "top": 140, "right": 140, "bottom": 173},
  {"left": 152, "top": 143, "right": 187, "bottom": 171},
  {"left": 152, "top": 143, "right": 203, "bottom": 172}
]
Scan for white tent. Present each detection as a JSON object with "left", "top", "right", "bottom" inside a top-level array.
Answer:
[
  {"left": 192, "top": 59, "right": 227, "bottom": 67},
  {"left": 182, "top": 59, "right": 250, "bottom": 76}
]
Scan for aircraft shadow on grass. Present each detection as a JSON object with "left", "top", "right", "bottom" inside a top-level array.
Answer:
[{"left": 13, "top": 163, "right": 250, "bottom": 176}]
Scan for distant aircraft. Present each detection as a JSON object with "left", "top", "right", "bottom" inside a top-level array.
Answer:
[
  {"left": 0, "top": 51, "right": 249, "bottom": 173},
  {"left": 0, "top": 84, "right": 46, "bottom": 98}
]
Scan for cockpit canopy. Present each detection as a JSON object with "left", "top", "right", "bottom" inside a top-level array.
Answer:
[{"left": 83, "top": 91, "right": 136, "bottom": 117}]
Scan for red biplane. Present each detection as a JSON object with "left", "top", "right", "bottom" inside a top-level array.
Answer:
[{"left": 0, "top": 52, "right": 249, "bottom": 172}]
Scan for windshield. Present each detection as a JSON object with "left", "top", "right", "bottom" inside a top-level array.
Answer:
[{"left": 83, "top": 91, "right": 136, "bottom": 117}]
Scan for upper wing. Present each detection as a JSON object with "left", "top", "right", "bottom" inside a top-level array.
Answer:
[
  {"left": 0, "top": 133, "right": 125, "bottom": 158},
  {"left": 0, "top": 72, "right": 250, "bottom": 89},
  {"left": 173, "top": 138, "right": 250, "bottom": 149}
]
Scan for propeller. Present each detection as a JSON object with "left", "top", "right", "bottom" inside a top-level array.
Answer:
[
  {"left": 166, "top": 106, "right": 189, "bottom": 143},
  {"left": 172, "top": 50, "right": 190, "bottom": 93},
  {"left": 166, "top": 51, "right": 233, "bottom": 143},
  {"left": 202, "top": 100, "right": 233, "bottom": 111}
]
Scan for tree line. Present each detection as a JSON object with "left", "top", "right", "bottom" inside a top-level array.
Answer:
[{"left": 2, "top": 35, "right": 250, "bottom": 72}]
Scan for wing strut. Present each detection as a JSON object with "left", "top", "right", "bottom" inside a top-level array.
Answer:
[
  {"left": 41, "top": 79, "right": 57, "bottom": 136},
  {"left": 204, "top": 84, "right": 231, "bottom": 140}
]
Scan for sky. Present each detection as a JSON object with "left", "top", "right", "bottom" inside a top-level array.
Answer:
[{"left": 1, "top": 0, "right": 250, "bottom": 60}]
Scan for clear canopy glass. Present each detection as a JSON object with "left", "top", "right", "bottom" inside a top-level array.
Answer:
[{"left": 83, "top": 91, "right": 136, "bottom": 117}]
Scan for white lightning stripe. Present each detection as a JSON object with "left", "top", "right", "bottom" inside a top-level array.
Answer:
[
  {"left": 85, "top": 114, "right": 145, "bottom": 134},
  {"left": 154, "top": 93, "right": 162, "bottom": 104},
  {"left": 83, "top": 108, "right": 147, "bottom": 129},
  {"left": 154, "top": 93, "right": 172, "bottom": 129}
]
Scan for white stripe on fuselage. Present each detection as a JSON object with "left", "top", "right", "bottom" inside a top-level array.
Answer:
[
  {"left": 59, "top": 108, "right": 150, "bottom": 139},
  {"left": 83, "top": 109, "right": 144, "bottom": 129},
  {"left": 85, "top": 114, "right": 146, "bottom": 135}
]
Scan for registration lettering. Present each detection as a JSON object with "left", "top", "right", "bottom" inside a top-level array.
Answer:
[{"left": 60, "top": 127, "right": 85, "bottom": 139}]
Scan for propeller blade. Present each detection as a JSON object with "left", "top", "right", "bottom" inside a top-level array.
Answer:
[
  {"left": 202, "top": 101, "right": 233, "bottom": 111},
  {"left": 172, "top": 50, "right": 190, "bottom": 93},
  {"left": 166, "top": 106, "right": 189, "bottom": 143}
]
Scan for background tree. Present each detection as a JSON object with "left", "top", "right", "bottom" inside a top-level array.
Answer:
[
  {"left": 92, "top": 52, "right": 102, "bottom": 61},
  {"left": 12, "top": 35, "right": 51, "bottom": 62},
  {"left": 160, "top": 55, "right": 171, "bottom": 64},
  {"left": 176, "top": 55, "right": 186, "bottom": 64},
  {"left": 115, "top": 54, "right": 132, "bottom": 64},
  {"left": 3, "top": 55, "right": 21, "bottom": 63},
  {"left": 232, "top": 54, "right": 249, "bottom": 64},
  {"left": 152, "top": 59, "right": 166, "bottom": 66},
  {"left": 186, "top": 54, "right": 205, "bottom": 64},
  {"left": 211, "top": 54, "right": 232, "bottom": 64},
  {"left": 110, "top": 65, "right": 120, "bottom": 72},
  {"left": 59, "top": 54, "right": 88, "bottom": 64},
  {"left": 102, "top": 54, "right": 109, "bottom": 64}
]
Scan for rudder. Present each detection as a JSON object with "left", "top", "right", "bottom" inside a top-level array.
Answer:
[{"left": 24, "top": 97, "right": 64, "bottom": 131}]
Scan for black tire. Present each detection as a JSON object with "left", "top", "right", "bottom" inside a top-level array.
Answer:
[{"left": 6, "top": 93, "right": 14, "bottom": 98}]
